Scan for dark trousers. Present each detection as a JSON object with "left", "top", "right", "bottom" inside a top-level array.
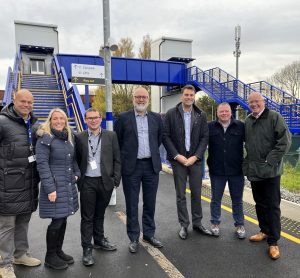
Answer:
[
  {"left": 48, "top": 218, "right": 67, "bottom": 230},
  {"left": 210, "top": 175, "right": 245, "bottom": 226},
  {"left": 122, "top": 159, "right": 159, "bottom": 242},
  {"left": 251, "top": 176, "right": 281, "bottom": 246},
  {"left": 80, "top": 177, "right": 113, "bottom": 248},
  {"left": 171, "top": 160, "right": 203, "bottom": 228}
]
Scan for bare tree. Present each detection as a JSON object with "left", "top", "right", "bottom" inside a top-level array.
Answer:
[
  {"left": 268, "top": 61, "right": 300, "bottom": 98},
  {"left": 138, "top": 34, "right": 152, "bottom": 59}
]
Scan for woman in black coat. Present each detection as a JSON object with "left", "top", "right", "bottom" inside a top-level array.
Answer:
[{"left": 36, "top": 108, "right": 80, "bottom": 270}]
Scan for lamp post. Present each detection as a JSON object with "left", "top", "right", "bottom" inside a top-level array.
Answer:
[
  {"left": 102, "top": 0, "right": 118, "bottom": 131},
  {"left": 233, "top": 25, "right": 241, "bottom": 80},
  {"left": 102, "top": 0, "right": 118, "bottom": 205}
]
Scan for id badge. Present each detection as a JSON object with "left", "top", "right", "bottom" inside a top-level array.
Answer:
[
  {"left": 90, "top": 160, "right": 97, "bottom": 170},
  {"left": 28, "top": 155, "right": 36, "bottom": 163}
]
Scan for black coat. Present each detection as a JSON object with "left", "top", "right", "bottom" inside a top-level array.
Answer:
[
  {"left": 75, "top": 129, "right": 121, "bottom": 191},
  {"left": 36, "top": 132, "right": 80, "bottom": 219},
  {"left": 163, "top": 102, "right": 209, "bottom": 161},
  {"left": 0, "top": 103, "right": 39, "bottom": 215},
  {"left": 114, "top": 109, "right": 163, "bottom": 175},
  {"left": 207, "top": 119, "right": 245, "bottom": 176}
]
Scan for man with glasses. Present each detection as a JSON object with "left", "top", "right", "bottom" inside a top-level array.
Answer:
[
  {"left": 115, "top": 87, "right": 163, "bottom": 253},
  {"left": 243, "top": 92, "right": 291, "bottom": 260},
  {"left": 75, "top": 108, "right": 121, "bottom": 266}
]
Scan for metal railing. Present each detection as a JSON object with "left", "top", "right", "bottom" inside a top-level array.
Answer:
[{"left": 53, "top": 57, "right": 86, "bottom": 131}]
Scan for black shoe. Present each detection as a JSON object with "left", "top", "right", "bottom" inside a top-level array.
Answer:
[
  {"left": 193, "top": 225, "right": 213, "bottom": 236},
  {"left": 178, "top": 226, "right": 188, "bottom": 240},
  {"left": 94, "top": 237, "right": 117, "bottom": 251},
  {"left": 143, "top": 236, "right": 163, "bottom": 248},
  {"left": 57, "top": 250, "right": 74, "bottom": 264},
  {"left": 82, "top": 248, "right": 95, "bottom": 266},
  {"left": 129, "top": 241, "right": 139, "bottom": 253},
  {"left": 45, "top": 253, "right": 68, "bottom": 270}
]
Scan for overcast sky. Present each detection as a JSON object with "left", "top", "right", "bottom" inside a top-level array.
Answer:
[{"left": 1, "top": 0, "right": 299, "bottom": 89}]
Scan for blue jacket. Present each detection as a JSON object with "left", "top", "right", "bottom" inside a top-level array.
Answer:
[
  {"left": 36, "top": 132, "right": 80, "bottom": 219},
  {"left": 207, "top": 119, "right": 245, "bottom": 176}
]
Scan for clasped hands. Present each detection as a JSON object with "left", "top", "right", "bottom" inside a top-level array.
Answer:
[{"left": 176, "top": 155, "right": 198, "bottom": 167}]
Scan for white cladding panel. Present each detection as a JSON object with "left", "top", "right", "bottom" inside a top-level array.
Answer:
[{"left": 15, "top": 21, "right": 59, "bottom": 53}]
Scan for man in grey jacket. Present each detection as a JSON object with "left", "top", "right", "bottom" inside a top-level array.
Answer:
[
  {"left": 243, "top": 92, "right": 291, "bottom": 260},
  {"left": 163, "top": 85, "right": 211, "bottom": 240}
]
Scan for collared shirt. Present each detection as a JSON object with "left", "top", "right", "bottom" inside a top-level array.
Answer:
[
  {"left": 252, "top": 108, "right": 265, "bottom": 119},
  {"left": 135, "top": 110, "right": 151, "bottom": 159},
  {"left": 183, "top": 105, "right": 192, "bottom": 152},
  {"left": 218, "top": 120, "right": 230, "bottom": 133},
  {"left": 85, "top": 129, "right": 102, "bottom": 177}
]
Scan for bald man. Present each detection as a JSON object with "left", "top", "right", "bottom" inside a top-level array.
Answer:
[
  {"left": 115, "top": 87, "right": 163, "bottom": 253},
  {"left": 243, "top": 92, "right": 291, "bottom": 260},
  {"left": 0, "top": 89, "right": 41, "bottom": 278}
]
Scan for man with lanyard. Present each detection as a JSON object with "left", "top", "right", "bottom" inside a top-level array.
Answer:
[
  {"left": 0, "top": 89, "right": 41, "bottom": 278},
  {"left": 75, "top": 108, "right": 121, "bottom": 266},
  {"left": 163, "top": 84, "right": 212, "bottom": 240}
]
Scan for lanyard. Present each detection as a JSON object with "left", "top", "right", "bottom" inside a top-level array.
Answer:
[
  {"left": 88, "top": 132, "right": 102, "bottom": 157},
  {"left": 26, "top": 119, "right": 34, "bottom": 154}
]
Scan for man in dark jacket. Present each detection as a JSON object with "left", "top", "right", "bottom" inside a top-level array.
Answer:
[
  {"left": 75, "top": 108, "right": 121, "bottom": 266},
  {"left": 163, "top": 85, "right": 211, "bottom": 240},
  {"left": 0, "top": 89, "right": 41, "bottom": 278},
  {"left": 243, "top": 92, "right": 291, "bottom": 260},
  {"left": 114, "top": 87, "right": 163, "bottom": 254},
  {"left": 207, "top": 102, "right": 245, "bottom": 238}
]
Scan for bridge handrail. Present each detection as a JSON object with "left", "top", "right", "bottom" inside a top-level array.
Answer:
[
  {"left": 187, "top": 66, "right": 279, "bottom": 109},
  {"left": 13, "top": 50, "right": 21, "bottom": 91},
  {"left": 53, "top": 56, "right": 86, "bottom": 131},
  {"left": 248, "top": 81, "right": 300, "bottom": 105},
  {"left": 3, "top": 67, "right": 13, "bottom": 106}
]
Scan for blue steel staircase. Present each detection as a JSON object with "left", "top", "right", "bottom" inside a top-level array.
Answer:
[
  {"left": 21, "top": 74, "right": 77, "bottom": 130},
  {"left": 187, "top": 66, "right": 300, "bottom": 134}
]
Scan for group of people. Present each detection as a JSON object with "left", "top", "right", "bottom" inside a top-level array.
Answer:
[{"left": 0, "top": 85, "right": 291, "bottom": 278}]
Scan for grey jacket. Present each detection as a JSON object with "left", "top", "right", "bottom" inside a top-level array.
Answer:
[{"left": 243, "top": 108, "right": 291, "bottom": 181}]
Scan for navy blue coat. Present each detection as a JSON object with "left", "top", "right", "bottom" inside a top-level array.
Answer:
[
  {"left": 114, "top": 109, "right": 163, "bottom": 175},
  {"left": 207, "top": 119, "right": 245, "bottom": 176},
  {"left": 36, "top": 132, "right": 80, "bottom": 219}
]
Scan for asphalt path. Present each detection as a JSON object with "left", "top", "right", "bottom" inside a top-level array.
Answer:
[{"left": 16, "top": 172, "right": 300, "bottom": 278}]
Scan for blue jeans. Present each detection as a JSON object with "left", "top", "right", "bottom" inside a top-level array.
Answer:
[{"left": 210, "top": 175, "right": 244, "bottom": 226}]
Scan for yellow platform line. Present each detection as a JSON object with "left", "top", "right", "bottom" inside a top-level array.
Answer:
[{"left": 186, "top": 188, "right": 300, "bottom": 244}]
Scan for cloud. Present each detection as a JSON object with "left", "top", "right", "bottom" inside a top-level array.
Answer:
[{"left": 0, "top": 0, "right": 299, "bottom": 90}]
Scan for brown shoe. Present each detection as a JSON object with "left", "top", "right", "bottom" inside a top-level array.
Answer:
[
  {"left": 249, "top": 232, "right": 267, "bottom": 242},
  {"left": 269, "top": 246, "right": 280, "bottom": 260}
]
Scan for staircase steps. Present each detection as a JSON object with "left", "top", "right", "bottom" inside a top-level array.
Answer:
[{"left": 20, "top": 74, "right": 77, "bottom": 131}]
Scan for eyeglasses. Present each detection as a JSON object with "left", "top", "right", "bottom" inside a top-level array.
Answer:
[
  {"left": 134, "top": 96, "right": 148, "bottom": 100},
  {"left": 86, "top": 116, "right": 101, "bottom": 121}
]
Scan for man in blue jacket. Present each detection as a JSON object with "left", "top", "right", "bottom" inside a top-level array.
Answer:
[{"left": 207, "top": 102, "right": 245, "bottom": 238}]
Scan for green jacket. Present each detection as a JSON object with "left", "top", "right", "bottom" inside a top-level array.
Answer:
[{"left": 243, "top": 108, "right": 291, "bottom": 181}]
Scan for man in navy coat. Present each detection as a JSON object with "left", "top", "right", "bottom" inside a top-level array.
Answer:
[{"left": 114, "top": 87, "right": 163, "bottom": 253}]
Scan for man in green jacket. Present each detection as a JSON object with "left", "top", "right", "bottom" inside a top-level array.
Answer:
[{"left": 243, "top": 92, "right": 291, "bottom": 260}]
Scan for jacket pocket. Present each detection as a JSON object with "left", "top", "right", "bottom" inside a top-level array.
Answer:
[
  {"left": 4, "top": 168, "right": 26, "bottom": 192},
  {"left": 250, "top": 161, "right": 277, "bottom": 179}
]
